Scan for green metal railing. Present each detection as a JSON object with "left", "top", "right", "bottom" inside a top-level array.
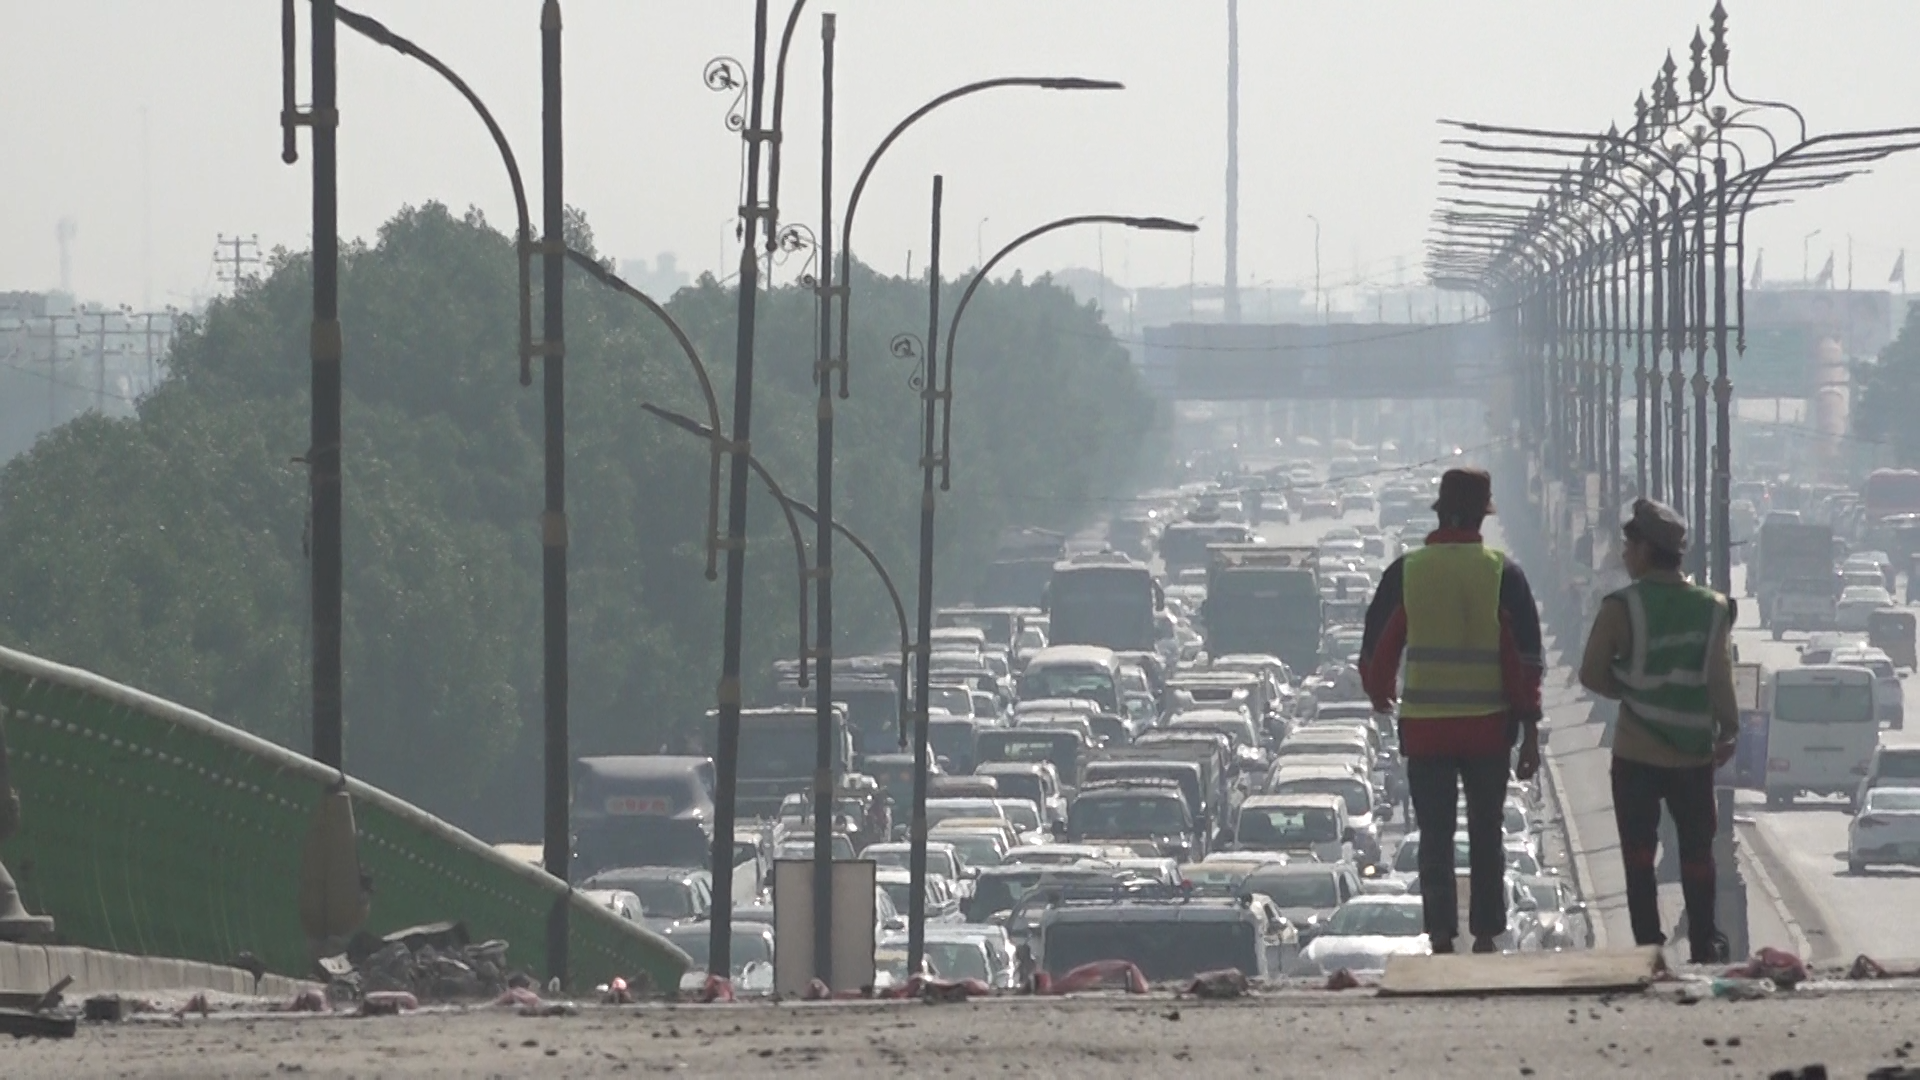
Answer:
[{"left": 0, "top": 645, "right": 690, "bottom": 992}]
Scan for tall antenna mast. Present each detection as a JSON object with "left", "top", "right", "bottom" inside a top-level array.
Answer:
[{"left": 1223, "top": 0, "right": 1241, "bottom": 323}]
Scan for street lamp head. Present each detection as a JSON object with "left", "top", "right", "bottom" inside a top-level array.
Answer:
[
  {"left": 1122, "top": 216, "right": 1200, "bottom": 233},
  {"left": 1038, "top": 78, "right": 1125, "bottom": 91}
]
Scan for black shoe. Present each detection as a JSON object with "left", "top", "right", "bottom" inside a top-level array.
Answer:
[
  {"left": 1430, "top": 937, "right": 1456, "bottom": 955},
  {"left": 1690, "top": 931, "right": 1731, "bottom": 966},
  {"left": 1471, "top": 936, "right": 1499, "bottom": 954}
]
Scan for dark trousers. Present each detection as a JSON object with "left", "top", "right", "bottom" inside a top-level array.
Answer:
[
  {"left": 1611, "top": 756, "right": 1718, "bottom": 960},
  {"left": 1407, "top": 753, "right": 1511, "bottom": 943}
]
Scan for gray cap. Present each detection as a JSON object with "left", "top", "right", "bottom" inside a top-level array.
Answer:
[{"left": 1624, "top": 498, "right": 1687, "bottom": 553}]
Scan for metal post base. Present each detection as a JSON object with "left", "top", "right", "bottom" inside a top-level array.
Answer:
[{"left": 0, "top": 860, "right": 54, "bottom": 943}]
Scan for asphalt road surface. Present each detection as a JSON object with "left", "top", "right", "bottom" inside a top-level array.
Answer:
[
  {"left": 13, "top": 990, "right": 1920, "bottom": 1079},
  {"left": 1731, "top": 565, "right": 1920, "bottom": 963}
]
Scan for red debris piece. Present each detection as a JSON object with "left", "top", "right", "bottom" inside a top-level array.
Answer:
[
  {"left": 493, "top": 986, "right": 542, "bottom": 1009},
  {"left": 600, "top": 976, "right": 635, "bottom": 1005},
  {"left": 1046, "top": 960, "right": 1149, "bottom": 995},
  {"left": 1324, "top": 969, "right": 1361, "bottom": 991},
  {"left": 1722, "top": 947, "right": 1808, "bottom": 989},
  {"left": 693, "top": 974, "right": 735, "bottom": 1004},
  {"left": 1186, "top": 969, "right": 1251, "bottom": 999},
  {"left": 175, "top": 993, "right": 212, "bottom": 1018},
  {"left": 359, "top": 990, "right": 419, "bottom": 1016}
]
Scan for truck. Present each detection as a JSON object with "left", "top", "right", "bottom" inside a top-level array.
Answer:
[
  {"left": 979, "top": 526, "right": 1067, "bottom": 608},
  {"left": 705, "top": 705, "right": 852, "bottom": 819},
  {"left": 1048, "top": 552, "right": 1159, "bottom": 652},
  {"left": 1755, "top": 520, "right": 1836, "bottom": 640},
  {"left": 1159, "top": 521, "right": 1255, "bottom": 578},
  {"left": 1201, "top": 544, "right": 1322, "bottom": 675}
]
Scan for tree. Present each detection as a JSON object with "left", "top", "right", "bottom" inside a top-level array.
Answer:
[
  {"left": 0, "top": 204, "right": 1159, "bottom": 834},
  {"left": 1854, "top": 303, "right": 1920, "bottom": 464}
]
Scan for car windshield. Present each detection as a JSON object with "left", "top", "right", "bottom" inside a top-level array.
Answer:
[
  {"left": 1880, "top": 754, "right": 1920, "bottom": 780},
  {"left": 1246, "top": 870, "right": 1341, "bottom": 909},
  {"left": 1774, "top": 682, "right": 1876, "bottom": 723},
  {"left": 1324, "top": 901, "right": 1424, "bottom": 937},
  {"left": 930, "top": 686, "right": 974, "bottom": 716},
  {"left": 923, "top": 941, "right": 991, "bottom": 983},
  {"left": 1867, "top": 789, "right": 1920, "bottom": 812},
  {"left": 1526, "top": 881, "right": 1563, "bottom": 911},
  {"left": 629, "top": 880, "right": 693, "bottom": 918},
  {"left": 940, "top": 834, "right": 1005, "bottom": 868},
  {"left": 1273, "top": 776, "right": 1370, "bottom": 816},
  {"left": 1237, "top": 805, "right": 1339, "bottom": 846},
  {"left": 998, "top": 800, "right": 1043, "bottom": 831},
  {"left": 1021, "top": 667, "right": 1117, "bottom": 709},
  {"left": 1069, "top": 795, "right": 1188, "bottom": 837}
]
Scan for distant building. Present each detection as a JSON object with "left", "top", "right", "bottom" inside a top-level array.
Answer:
[{"left": 618, "top": 253, "right": 691, "bottom": 301}]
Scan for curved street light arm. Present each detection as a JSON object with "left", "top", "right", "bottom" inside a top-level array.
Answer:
[
  {"left": 833, "top": 76, "right": 1124, "bottom": 398},
  {"left": 566, "top": 248, "right": 726, "bottom": 581},
  {"left": 936, "top": 214, "right": 1196, "bottom": 489},
  {"left": 779, "top": 496, "right": 914, "bottom": 746},
  {"left": 639, "top": 402, "right": 814, "bottom": 688},
  {"left": 763, "top": 0, "right": 811, "bottom": 250},
  {"left": 330, "top": 2, "right": 536, "bottom": 385}
]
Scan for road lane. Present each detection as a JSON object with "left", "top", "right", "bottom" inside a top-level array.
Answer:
[{"left": 1731, "top": 565, "right": 1920, "bottom": 961}]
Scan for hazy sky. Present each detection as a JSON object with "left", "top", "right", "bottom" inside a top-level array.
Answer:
[{"left": 7, "top": 1, "right": 1920, "bottom": 314}]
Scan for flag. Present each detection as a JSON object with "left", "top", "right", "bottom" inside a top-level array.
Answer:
[
  {"left": 1751, "top": 250, "right": 1765, "bottom": 288},
  {"left": 1816, "top": 253, "right": 1835, "bottom": 289},
  {"left": 1892, "top": 251, "right": 1907, "bottom": 287}
]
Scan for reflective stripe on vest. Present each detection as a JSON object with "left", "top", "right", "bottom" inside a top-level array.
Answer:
[
  {"left": 1400, "top": 543, "right": 1509, "bottom": 719},
  {"left": 1610, "top": 580, "right": 1726, "bottom": 756}
]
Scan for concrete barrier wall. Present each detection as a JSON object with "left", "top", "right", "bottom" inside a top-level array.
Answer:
[
  {"left": 1, "top": 941, "right": 319, "bottom": 996},
  {"left": 0, "top": 645, "right": 691, "bottom": 991}
]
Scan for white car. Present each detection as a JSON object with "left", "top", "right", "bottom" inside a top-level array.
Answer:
[
  {"left": 1831, "top": 646, "right": 1905, "bottom": 727},
  {"left": 1292, "top": 895, "right": 1430, "bottom": 975},
  {"left": 1848, "top": 786, "right": 1920, "bottom": 874},
  {"left": 1836, "top": 587, "right": 1895, "bottom": 631}
]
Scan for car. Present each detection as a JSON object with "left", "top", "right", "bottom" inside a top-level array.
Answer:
[
  {"left": 1830, "top": 646, "right": 1905, "bottom": 729},
  {"left": 865, "top": 841, "right": 967, "bottom": 887},
  {"left": 1854, "top": 746, "right": 1920, "bottom": 812},
  {"left": 1520, "top": 874, "right": 1589, "bottom": 951},
  {"left": 579, "top": 865, "right": 713, "bottom": 931},
  {"left": 1299, "top": 491, "right": 1342, "bottom": 520},
  {"left": 1292, "top": 895, "right": 1430, "bottom": 975},
  {"left": 921, "top": 924, "right": 1020, "bottom": 988},
  {"left": 1033, "top": 882, "right": 1297, "bottom": 981},
  {"left": 1837, "top": 586, "right": 1895, "bottom": 631},
  {"left": 1848, "top": 786, "right": 1920, "bottom": 874},
  {"left": 663, "top": 923, "right": 777, "bottom": 995},
  {"left": 1340, "top": 492, "right": 1378, "bottom": 515},
  {"left": 1799, "top": 632, "right": 1862, "bottom": 666},
  {"left": 581, "top": 888, "right": 643, "bottom": 924},
  {"left": 1263, "top": 769, "right": 1381, "bottom": 866},
  {"left": 876, "top": 866, "right": 964, "bottom": 923}
]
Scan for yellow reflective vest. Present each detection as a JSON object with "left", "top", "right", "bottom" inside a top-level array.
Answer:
[{"left": 1399, "top": 543, "right": 1509, "bottom": 719}]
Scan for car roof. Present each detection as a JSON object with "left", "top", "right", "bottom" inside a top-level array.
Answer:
[
  {"left": 1026, "top": 645, "right": 1120, "bottom": 667},
  {"left": 1338, "top": 894, "right": 1423, "bottom": 908},
  {"left": 1243, "top": 792, "right": 1346, "bottom": 809}
]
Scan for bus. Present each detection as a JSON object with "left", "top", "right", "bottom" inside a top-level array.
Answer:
[{"left": 1766, "top": 665, "right": 1879, "bottom": 808}]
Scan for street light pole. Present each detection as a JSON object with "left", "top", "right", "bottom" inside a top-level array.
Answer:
[
  {"left": 308, "top": 0, "right": 344, "bottom": 772},
  {"left": 907, "top": 174, "right": 944, "bottom": 976},
  {"left": 810, "top": 10, "right": 837, "bottom": 991},
  {"left": 538, "top": 0, "right": 569, "bottom": 986},
  {"left": 708, "top": 0, "right": 774, "bottom": 983}
]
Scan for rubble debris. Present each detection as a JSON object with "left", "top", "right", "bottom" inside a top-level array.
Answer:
[
  {"left": 1185, "top": 969, "right": 1251, "bottom": 1000},
  {"left": 1324, "top": 969, "right": 1362, "bottom": 992},
  {"left": 83, "top": 995, "right": 128, "bottom": 1023},
  {"left": 320, "top": 926, "right": 526, "bottom": 1005},
  {"left": 598, "top": 977, "right": 636, "bottom": 1005},
  {"left": 493, "top": 987, "right": 543, "bottom": 1010},
  {"left": 0, "top": 1009, "right": 75, "bottom": 1039},
  {"left": 1722, "top": 947, "right": 1807, "bottom": 989}
]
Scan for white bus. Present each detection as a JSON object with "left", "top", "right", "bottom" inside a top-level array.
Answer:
[{"left": 1767, "top": 665, "right": 1879, "bottom": 808}]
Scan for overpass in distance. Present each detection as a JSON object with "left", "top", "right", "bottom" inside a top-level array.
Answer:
[{"left": 1139, "top": 319, "right": 1498, "bottom": 401}]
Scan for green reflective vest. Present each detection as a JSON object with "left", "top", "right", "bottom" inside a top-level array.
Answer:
[
  {"left": 1609, "top": 579, "right": 1727, "bottom": 756},
  {"left": 1401, "top": 543, "right": 1509, "bottom": 719}
]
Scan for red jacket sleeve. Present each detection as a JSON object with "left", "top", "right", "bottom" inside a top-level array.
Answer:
[
  {"left": 1498, "top": 609, "right": 1544, "bottom": 725},
  {"left": 1363, "top": 606, "right": 1407, "bottom": 712}
]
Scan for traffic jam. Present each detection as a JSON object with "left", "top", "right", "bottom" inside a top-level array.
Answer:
[{"left": 548, "top": 446, "right": 1587, "bottom": 993}]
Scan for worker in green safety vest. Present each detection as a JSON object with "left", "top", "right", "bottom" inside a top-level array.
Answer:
[{"left": 1578, "top": 498, "right": 1738, "bottom": 964}]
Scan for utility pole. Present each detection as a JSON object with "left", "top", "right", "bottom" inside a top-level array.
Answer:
[
  {"left": 908, "top": 173, "right": 944, "bottom": 975},
  {"left": 811, "top": 9, "right": 839, "bottom": 991},
  {"left": 31, "top": 315, "right": 70, "bottom": 427},
  {"left": 1223, "top": 0, "right": 1240, "bottom": 323},
  {"left": 310, "top": 0, "right": 345, "bottom": 774},
  {"left": 214, "top": 234, "right": 264, "bottom": 294}
]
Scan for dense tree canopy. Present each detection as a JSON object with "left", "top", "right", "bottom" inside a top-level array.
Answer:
[
  {"left": 1854, "top": 303, "right": 1920, "bottom": 463},
  {"left": 0, "top": 205, "right": 1162, "bottom": 836}
]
